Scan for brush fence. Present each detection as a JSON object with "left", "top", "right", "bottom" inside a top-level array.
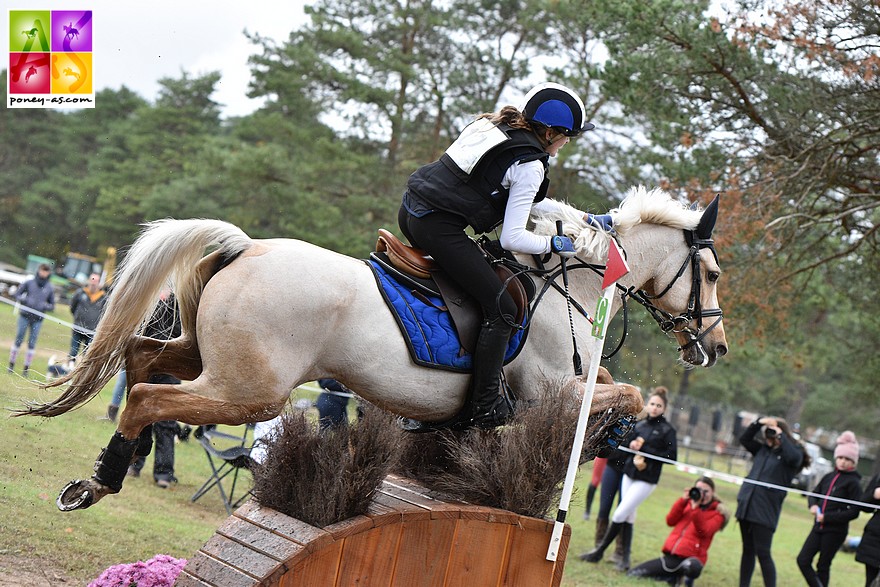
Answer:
[{"left": 176, "top": 474, "right": 571, "bottom": 586}]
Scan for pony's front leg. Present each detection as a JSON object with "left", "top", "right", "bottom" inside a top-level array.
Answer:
[
  {"left": 587, "top": 381, "right": 644, "bottom": 416},
  {"left": 56, "top": 425, "right": 152, "bottom": 511}
]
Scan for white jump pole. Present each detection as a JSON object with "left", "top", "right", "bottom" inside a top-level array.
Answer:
[{"left": 546, "top": 239, "right": 629, "bottom": 561}]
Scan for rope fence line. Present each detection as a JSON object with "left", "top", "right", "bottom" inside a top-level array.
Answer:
[
  {"left": 1, "top": 294, "right": 89, "bottom": 334},
  {"left": 617, "top": 445, "right": 878, "bottom": 511}
]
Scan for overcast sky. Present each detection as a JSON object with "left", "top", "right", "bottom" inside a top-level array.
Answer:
[{"left": 5, "top": 1, "right": 311, "bottom": 117}]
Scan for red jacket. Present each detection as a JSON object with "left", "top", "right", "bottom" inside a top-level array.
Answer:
[{"left": 662, "top": 497, "right": 729, "bottom": 564}]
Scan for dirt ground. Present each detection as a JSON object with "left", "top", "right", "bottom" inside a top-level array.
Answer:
[{"left": 0, "top": 554, "right": 73, "bottom": 586}]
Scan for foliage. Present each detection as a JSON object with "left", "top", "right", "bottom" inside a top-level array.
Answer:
[{"left": 251, "top": 404, "right": 402, "bottom": 528}]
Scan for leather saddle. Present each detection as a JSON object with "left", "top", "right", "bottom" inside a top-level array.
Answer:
[{"left": 372, "top": 229, "right": 529, "bottom": 353}]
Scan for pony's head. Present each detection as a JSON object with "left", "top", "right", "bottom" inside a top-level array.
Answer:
[
  {"left": 615, "top": 188, "right": 727, "bottom": 367},
  {"left": 532, "top": 186, "right": 728, "bottom": 368}
]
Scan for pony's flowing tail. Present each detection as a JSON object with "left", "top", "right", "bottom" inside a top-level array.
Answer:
[{"left": 15, "top": 219, "right": 253, "bottom": 418}]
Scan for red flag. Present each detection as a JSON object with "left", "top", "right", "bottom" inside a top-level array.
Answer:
[{"left": 602, "top": 239, "right": 630, "bottom": 289}]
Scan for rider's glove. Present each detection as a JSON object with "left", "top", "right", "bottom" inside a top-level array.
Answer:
[
  {"left": 550, "top": 235, "right": 577, "bottom": 258},
  {"left": 586, "top": 213, "right": 614, "bottom": 232}
]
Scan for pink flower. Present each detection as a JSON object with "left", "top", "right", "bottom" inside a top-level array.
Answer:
[{"left": 89, "top": 554, "right": 187, "bottom": 587}]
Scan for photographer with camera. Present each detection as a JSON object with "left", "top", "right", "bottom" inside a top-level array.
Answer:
[
  {"left": 627, "top": 476, "right": 729, "bottom": 585},
  {"left": 735, "top": 416, "right": 810, "bottom": 587}
]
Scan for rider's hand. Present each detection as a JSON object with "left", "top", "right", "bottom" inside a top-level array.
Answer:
[
  {"left": 550, "top": 235, "right": 577, "bottom": 258},
  {"left": 586, "top": 213, "right": 614, "bottom": 231}
]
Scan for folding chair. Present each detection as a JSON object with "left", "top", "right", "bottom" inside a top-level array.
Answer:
[{"left": 190, "top": 424, "right": 256, "bottom": 514}]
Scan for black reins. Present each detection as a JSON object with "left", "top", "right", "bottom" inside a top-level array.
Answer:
[{"left": 489, "top": 228, "right": 723, "bottom": 358}]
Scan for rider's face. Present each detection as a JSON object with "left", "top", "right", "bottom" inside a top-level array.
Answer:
[{"left": 545, "top": 133, "right": 570, "bottom": 157}]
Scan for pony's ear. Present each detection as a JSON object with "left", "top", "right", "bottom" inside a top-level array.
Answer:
[{"left": 696, "top": 194, "right": 720, "bottom": 240}]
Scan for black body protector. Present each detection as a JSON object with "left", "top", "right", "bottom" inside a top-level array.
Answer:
[{"left": 406, "top": 119, "right": 550, "bottom": 233}]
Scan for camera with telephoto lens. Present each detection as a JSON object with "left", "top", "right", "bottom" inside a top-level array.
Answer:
[
  {"left": 764, "top": 426, "right": 777, "bottom": 440},
  {"left": 688, "top": 486, "right": 703, "bottom": 501}
]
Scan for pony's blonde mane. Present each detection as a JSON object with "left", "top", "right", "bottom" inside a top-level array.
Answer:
[{"left": 531, "top": 186, "right": 705, "bottom": 261}]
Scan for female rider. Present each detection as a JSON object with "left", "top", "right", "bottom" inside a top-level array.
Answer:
[{"left": 398, "top": 82, "right": 611, "bottom": 431}]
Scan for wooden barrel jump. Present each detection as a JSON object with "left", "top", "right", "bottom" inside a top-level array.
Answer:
[{"left": 176, "top": 474, "right": 571, "bottom": 586}]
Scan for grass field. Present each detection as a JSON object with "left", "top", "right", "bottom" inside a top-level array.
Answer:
[{"left": 0, "top": 299, "right": 872, "bottom": 585}]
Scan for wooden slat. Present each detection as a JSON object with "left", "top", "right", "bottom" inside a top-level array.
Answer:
[
  {"left": 276, "top": 539, "right": 343, "bottom": 587},
  {"left": 173, "top": 570, "right": 214, "bottom": 586},
  {"left": 373, "top": 490, "right": 432, "bottom": 521},
  {"left": 500, "top": 524, "right": 557, "bottom": 586},
  {"left": 389, "top": 518, "right": 457, "bottom": 587},
  {"left": 444, "top": 519, "right": 511, "bottom": 587},
  {"left": 182, "top": 551, "right": 258, "bottom": 587},
  {"left": 381, "top": 478, "right": 463, "bottom": 520},
  {"left": 217, "top": 516, "right": 304, "bottom": 562},
  {"left": 235, "top": 501, "right": 333, "bottom": 553},
  {"left": 335, "top": 523, "right": 402, "bottom": 586},
  {"left": 325, "top": 514, "right": 374, "bottom": 540},
  {"left": 200, "top": 534, "right": 280, "bottom": 581}
]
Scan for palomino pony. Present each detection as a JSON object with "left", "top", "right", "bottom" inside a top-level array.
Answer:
[{"left": 24, "top": 186, "right": 727, "bottom": 511}]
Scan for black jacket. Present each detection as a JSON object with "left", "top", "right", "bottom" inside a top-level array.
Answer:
[
  {"left": 406, "top": 122, "right": 549, "bottom": 233},
  {"left": 735, "top": 420, "right": 805, "bottom": 529},
  {"left": 69, "top": 288, "right": 107, "bottom": 330},
  {"left": 807, "top": 468, "right": 862, "bottom": 534},
  {"left": 856, "top": 474, "right": 880, "bottom": 567},
  {"left": 622, "top": 415, "right": 677, "bottom": 485},
  {"left": 144, "top": 295, "right": 181, "bottom": 385}
]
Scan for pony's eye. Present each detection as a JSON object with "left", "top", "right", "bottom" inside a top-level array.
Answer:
[{"left": 707, "top": 271, "right": 720, "bottom": 283}]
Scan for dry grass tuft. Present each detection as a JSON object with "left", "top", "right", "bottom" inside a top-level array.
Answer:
[
  {"left": 396, "top": 380, "right": 632, "bottom": 518},
  {"left": 251, "top": 403, "right": 403, "bottom": 528}
]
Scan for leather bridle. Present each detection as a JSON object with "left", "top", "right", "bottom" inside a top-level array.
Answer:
[
  {"left": 494, "top": 227, "right": 723, "bottom": 358},
  {"left": 626, "top": 229, "right": 723, "bottom": 352}
]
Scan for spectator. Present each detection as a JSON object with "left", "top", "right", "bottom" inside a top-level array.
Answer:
[
  {"left": 797, "top": 431, "right": 862, "bottom": 587},
  {"left": 628, "top": 476, "right": 730, "bottom": 585},
  {"left": 583, "top": 456, "right": 607, "bottom": 521},
  {"left": 581, "top": 386, "right": 677, "bottom": 571},
  {"left": 591, "top": 440, "right": 629, "bottom": 559},
  {"left": 126, "top": 291, "right": 184, "bottom": 488},
  {"left": 856, "top": 471, "right": 880, "bottom": 587},
  {"left": 106, "top": 370, "right": 126, "bottom": 423},
  {"left": 316, "top": 378, "right": 356, "bottom": 430},
  {"left": 68, "top": 273, "right": 107, "bottom": 361},
  {"left": 735, "top": 415, "right": 809, "bottom": 587},
  {"left": 8, "top": 263, "right": 54, "bottom": 377}
]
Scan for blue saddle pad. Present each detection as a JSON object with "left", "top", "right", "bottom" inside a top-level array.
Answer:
[{"left": 367, "top": 260, "right": 526, "bottom": 372}]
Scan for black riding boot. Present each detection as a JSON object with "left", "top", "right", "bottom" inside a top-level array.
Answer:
[
  {"left": 400, "top": 316, "right": 512, "bottom": 433},
  {"left": 580, "top": 521, "right": 624, "bottom": 563},
  {"left": 462, "top": 316, "right": 513, "bottom": 429},
  {"left": 615, "top": 522, "right": 633, "bottom": 571}
]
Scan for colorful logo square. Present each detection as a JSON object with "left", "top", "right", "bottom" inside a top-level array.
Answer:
[
  {"left": 51, "top": 52, "right": 92, "bottom": 94},
  {"left": 9, "top": 52, "right": 50, "bottom": 93},
  {"left": 51, "top": 10, "right": 92, "bottom": 52},
  {"left": 9, "top": 10, "right": 50, "bottom": 52}
]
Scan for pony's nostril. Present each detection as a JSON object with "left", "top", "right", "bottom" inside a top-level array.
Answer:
[{"left": 715, "top": 344, "right": 728, "bottom": 357}]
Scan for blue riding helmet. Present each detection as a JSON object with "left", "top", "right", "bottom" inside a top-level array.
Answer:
[{"left": 522, "top": 82, "right": 595, "bottom": 137}]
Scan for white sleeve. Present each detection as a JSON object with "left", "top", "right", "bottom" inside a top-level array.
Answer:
[{"left": 498, "top": 161, "right": 553, "bottom": 254}]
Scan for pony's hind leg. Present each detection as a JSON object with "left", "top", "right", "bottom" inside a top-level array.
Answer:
[
  {"left": 58, "top": 336, "right": 210, "bottom": 512},
  {"left": 118, "top": 378, "right": 285, "bottom": 439}
]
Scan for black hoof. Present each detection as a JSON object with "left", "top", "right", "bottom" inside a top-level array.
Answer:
[{"left": 57, "top": 479, "right": 94, "bottom": 511}]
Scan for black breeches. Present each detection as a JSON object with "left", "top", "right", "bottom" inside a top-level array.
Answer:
[
  {"left": 399, "top": 206, "right": 515, "bottom": 320},
  {"left": 739, "top": 519, "right": 777, "bottom": 587},
  {"left": 797, "top": 528, "right": 847, "bottom": 587}
]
